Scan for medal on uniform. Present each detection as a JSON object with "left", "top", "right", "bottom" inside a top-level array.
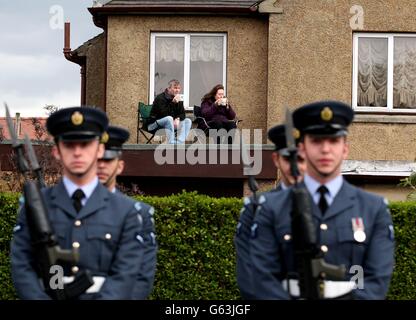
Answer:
[{"left": 351, "top": 217, "right": 366, "bottom": 242}]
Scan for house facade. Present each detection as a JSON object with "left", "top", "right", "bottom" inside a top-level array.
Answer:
[{"left": 64, "top": 0, "right": 416, "bottom": 199}]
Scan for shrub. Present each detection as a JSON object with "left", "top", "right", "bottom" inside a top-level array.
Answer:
[{"left": 0, "top": 191, "right": 415, "bottom": 300}]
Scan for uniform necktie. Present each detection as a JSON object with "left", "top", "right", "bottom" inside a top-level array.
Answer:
[
  {"left": 317, "top": 185, "right": 329, "bottom": 215},
  {"left": 72, "top": 189, "right": 85, "bottom": 213}
]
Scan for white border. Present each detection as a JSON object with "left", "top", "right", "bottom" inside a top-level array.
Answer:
[
  {"left": 149, "top": 33, "right": 228, "bottom": 110},
  {"left": 352, "top": 32, "right": 416, "bottom": 113}
]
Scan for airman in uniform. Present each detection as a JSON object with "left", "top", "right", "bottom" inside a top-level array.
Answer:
[
  {"left": 249, "top": 100, "right": 395, "bottom": 299},
  {"left": 11, "top": 107, "right": 150, "bottom": 299},
  {"left": 97, "top": 125, "right": 157, "bottom": 299},
  {"left": 235, "top": 124, "right": 306, "bottom": 299}
]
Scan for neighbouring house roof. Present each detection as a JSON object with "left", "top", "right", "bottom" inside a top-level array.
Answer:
[
  {"left": 73, "top": 33, "right": 105, "bottom": 56},
  {"left": 0, "top": 117, "right": 49, "bottom": 141}
]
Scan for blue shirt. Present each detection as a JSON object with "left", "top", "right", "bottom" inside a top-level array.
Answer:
[
  {"left": 63, "top": 176, "right": 99, "bottom": 206},
  {"left": 303, "top": 173, "right": 343, "bottom": 207}
]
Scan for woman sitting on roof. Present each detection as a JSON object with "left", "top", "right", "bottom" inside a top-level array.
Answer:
[{"left": 200, "top": 84, "right": 237, "bottom": 144}]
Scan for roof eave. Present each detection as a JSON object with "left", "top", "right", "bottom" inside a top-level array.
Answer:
[{"left": 88, "top": 4, "right": 262, "bottom": 16}]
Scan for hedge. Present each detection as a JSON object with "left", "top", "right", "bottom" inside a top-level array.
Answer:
[{"left": 0, "top": 191, "right": 415, "bottom": 300}]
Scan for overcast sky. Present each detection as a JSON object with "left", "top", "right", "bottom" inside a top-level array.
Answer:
[{"left": 0, "top": 0, "right": 103, "bottom": 117}]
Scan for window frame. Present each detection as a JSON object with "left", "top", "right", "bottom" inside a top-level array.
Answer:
[
  {"left": 149, "top": 32, "right": 227, "bottom": 110},
  {"left": 352, "top": 32, "right": 416, "bottom": 113}
]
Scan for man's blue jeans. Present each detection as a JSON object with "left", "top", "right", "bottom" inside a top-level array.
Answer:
[{"left": 148, "top": 116, "right": 192, "bottom": 144}]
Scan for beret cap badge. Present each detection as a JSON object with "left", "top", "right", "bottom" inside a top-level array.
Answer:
[
  {"left": 101, "top": 132, "right": 109, "bottom": 144},
  {"left": 321, "top": 107, "right": 333, "bottom": 121},
  {"left": 293, "top": 128, "right": 300, "bottom": 139},
  {"left": 71, "top": 111, "right": 84, "bottom": 126}
]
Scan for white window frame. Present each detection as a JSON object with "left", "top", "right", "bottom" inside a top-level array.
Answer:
[
  {"left": 149, "top": 33, "right": 227, "bottom": 110},
  {"left": 352, "top": 32, "right": 416, "bottom": 113}
]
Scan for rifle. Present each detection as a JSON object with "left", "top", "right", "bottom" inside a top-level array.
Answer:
[
  {"left": 284, "top": 107, "right": 346, "bottom": 299},
  {"left": 241, "top": 140, "right": 259, "bottom": 209},
  {"left": 5, "top": 103, "right": 93, "bottom": 299}
]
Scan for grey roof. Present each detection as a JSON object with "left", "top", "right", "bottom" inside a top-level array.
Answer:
[
  {"left": 73, "top": 33, "right": 105, "bottom": 56},
  {"left": 89, "top": 0, "right": 265, "bottom": 18}
]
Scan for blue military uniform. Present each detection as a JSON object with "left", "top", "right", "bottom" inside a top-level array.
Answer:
[
  {"left": 102, "top": 125, "right": 158, "bottom": 300},
  {"left": 11, "top": 181, "right": 149, "bottom": 299},
  {"left": 247, "top": 101, "right": 395, "bottom": 299},
  {"left": 235, "top": 124, "right": 293, "bottom": 299},
  {"left": 129, "top": 201, "right": 157, "bottom": 300},
  {"left": 250, "top": 180, "right": 394, "bottom": 299},
  {"left": 10, "top": 107, "right": 150, "bottom": 299},
  {"left": 113, "top": 190, "right": 157, "bottom": 299}
]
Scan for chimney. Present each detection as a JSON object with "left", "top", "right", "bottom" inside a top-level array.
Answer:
[{"left": 15, "top": 112, "right": 21, "bottom": 138}]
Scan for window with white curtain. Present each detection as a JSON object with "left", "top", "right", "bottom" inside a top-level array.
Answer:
[
  {"left": 150, "top": 33, "right": 227, "bottom": 110},
  {"left": 353, "top": 33, "right": 416, "bottom": 112}
]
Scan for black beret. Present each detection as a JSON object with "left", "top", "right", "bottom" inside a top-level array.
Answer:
[
  {"left": 293, "top": 100, "right": 354, "bottom": 137},
  {"left": 47, "top": 106, "right": 108, "bottom": 141},
  {"left": 101, "top": 126, "right": 130, "bottom": 160}
]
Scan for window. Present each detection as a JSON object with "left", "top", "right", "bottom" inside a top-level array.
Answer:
[
  {"left": 353, "top": 33, "right": 416, "bottom": 112},
  {"left": 150, "top": 33, "right": 227, "bottom": 110}
]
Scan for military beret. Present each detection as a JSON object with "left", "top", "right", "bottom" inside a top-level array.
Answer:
[
  {"left": 46, "top": 106, "right": 108, "bottom": 141},
  {"left": 267, "top": 124, "right": 299, "bottom": 157},
  {"left": 101, "top": 126, "right": 130, "bottom": 160},
  {"left": 293, "top": 100, "right": 354, "bottom": 137}
]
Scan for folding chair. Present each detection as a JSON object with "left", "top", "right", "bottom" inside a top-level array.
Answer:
[
  {"left": 192, "top": 105, "right": 243, "bottom": 144},
  {"left": 137, "top": 102, "right": 162, "bottom": 144},
  {"left": 137, "top": 102, "right": 179, "bottom": 144}
]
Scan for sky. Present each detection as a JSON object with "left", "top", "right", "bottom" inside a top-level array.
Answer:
[{"left": 0, "top": 0, "right": 104, "bottom": 117}]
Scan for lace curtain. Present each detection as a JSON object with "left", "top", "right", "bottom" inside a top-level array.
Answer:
[
  {"left": 155, "top": 37, "right": 223, "bottom": 62},
  {"left": 358, "top": 37, "right": 416, "bottom": 109},
  {"left": 357, "top": 38, "right": 388, "bottom": 107},
  {"left": 393, "top": 38, "right": 416, "bottom": 109}
]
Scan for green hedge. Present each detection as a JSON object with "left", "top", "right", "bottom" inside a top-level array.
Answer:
[
  {"left": 0, "top": 191, "right": 415, "bottom": 300},
  {"left": 385, "top": 202, "right": 416, "bottom": 300},
  {"left": 0, "top": 192, "right": 20, "bottom": 300}
]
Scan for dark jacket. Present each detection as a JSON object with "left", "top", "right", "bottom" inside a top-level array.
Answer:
[
  {"left": 200, "top": 99, "right": 236, "bottom": 124},
  {"left": 149, "top": 90, "right": 186, "bottom": 125}
]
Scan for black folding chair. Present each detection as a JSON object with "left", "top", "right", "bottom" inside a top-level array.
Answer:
[{"left": 192, "top": 105, "right": 242, "bottom": 144}]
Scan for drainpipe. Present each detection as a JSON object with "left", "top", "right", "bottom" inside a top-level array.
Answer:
[{"left": 63, "top": 22, "right": 86, "bottom": 105}]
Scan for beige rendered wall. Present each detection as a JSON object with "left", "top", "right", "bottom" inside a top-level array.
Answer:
[
  {"left": 106, "top": 15, "right": 269, "bottom": 143},
  {"left": 244, "top": 179, "right": 412, "bottom": 202},
  {"left": 267, "top": 0, "right": 416, "bottom": 161},
  {"left": 85, "top": 34, "right": 106, "bottom": 110},
  {"left": 359, "top": 184, "right": 411, "bottom": 202}
]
